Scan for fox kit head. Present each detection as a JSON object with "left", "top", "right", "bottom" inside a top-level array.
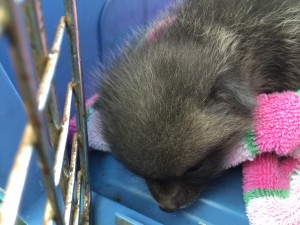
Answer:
[{"left": 96, "top": 40, "right": 255, "bottom": 211}]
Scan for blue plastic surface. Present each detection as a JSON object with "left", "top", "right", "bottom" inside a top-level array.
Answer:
[
  {"left": 92, "top": 194, "right": 163, "bottom": 225},
  {"left": 0, "top": 0, "right": 249, "bottom": 224},
  {"left": 0, "top": 63, "right": 48, "bottom": 224}
]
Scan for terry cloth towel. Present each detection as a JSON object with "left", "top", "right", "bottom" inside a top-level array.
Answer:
[{"left": 68, "top": 15, "right": 300, "bottom": 225}]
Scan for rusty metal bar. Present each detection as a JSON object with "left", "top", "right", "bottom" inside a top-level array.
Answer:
[
  {"left": 2, "top": 0, "right": 91, "bottom": 224},
  {"left": 24, "top": 5, "right": 70, "bottom": 197},
  {"left": 3, "top": 1, "right": 63, "bottom": 224},
  {"left": 23, "top": 0, "right": 61, "bottom": 134},
  {"left": 44, "top": 200, "right": 56, "bottom": 225},
  {"left": 54, "top": 83, "right": 73, "bottom": 185},
  {"left": 37, "top": 17, "right": 65, "bottom": 111},
  {"left": 64, "top": 134, "right": 79, "bottom": 225},
  {"left": 35, "top": 15, "right": 70, "bottom": 197},
  {"left": 23, "top": 0, "right": 48, "bottom": 80},
  {"left": 73, "top": 170, "right": 82, "bottom": 225},
  {"left": 0, "top": 4, "right": 9, "bottom": 37},
  {"left": 64, "top": 0, "right": 91, "bottom": 223},
  {"left": 0, "top": 125, "right": 34, "bottom": 225},
  {"left": 73, "top": 205, "right": 80, "bottom": 225}
]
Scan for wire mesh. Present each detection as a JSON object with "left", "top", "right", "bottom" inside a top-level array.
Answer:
[{"left": 0, "top": 0, "right": 91, "bottom": 224}]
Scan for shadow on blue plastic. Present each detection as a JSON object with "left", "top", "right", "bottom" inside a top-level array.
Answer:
[
  {"left": 115, "top": 212, "right": 163, "bottom": 225},
  {"left": 92, "top": 193, "right": 163, "bottom": 225},
  {"left": 115, "top": 212, "right": 144, "bottom": 225}
]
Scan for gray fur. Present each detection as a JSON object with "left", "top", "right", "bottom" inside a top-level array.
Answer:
[{"left": 95, "top": 0, "right": 300, "bottom": 211}]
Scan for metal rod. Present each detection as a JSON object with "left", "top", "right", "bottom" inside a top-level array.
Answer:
[
  {"left": 24, "top": 0, "right": 61, "bottom": 131},
  {"left": 24, "top": 1, "right": 69, "bottom": 197},
  {"left": 54, "top": 83, "right": 73, "bottom": 185},
  {"left": 0, "top": 125, "right": 34, "bottom": 225},
  {"left": 3, "top": 1, "right": 63, "bottom": 224},
  {"left": 64, "top": 0, "right": 91, "bottom": 223},
  {"left": 64, "top": 134, "right": 79, "bottom": 225},
  {"left": 24, "top": 0, "right": 48, "bottom": 57},
  {"left": 43, "top": 200, "right": 56, "bottom": 225},
  {"left": 73, "top": 205, "right": 80, "bottom": 225},
  {"left": 30, "top": 14, "right": 70, "bottom": 197},
  {"left": 37, "top": 16, "right": 66, "bottom": 111},
  {"left": 73, "top": 170, "right": 82, "bottom": 225},
  {"left": 0, "top": 3, "right": 9, "bottom": 37}
]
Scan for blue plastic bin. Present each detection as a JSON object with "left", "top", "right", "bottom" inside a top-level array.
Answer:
[{"left": 0, "top": 0, "right": 249, "bottom": 224}]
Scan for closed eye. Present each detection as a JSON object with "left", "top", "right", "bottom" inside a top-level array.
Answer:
[
  {"left": 184, "top": 142, "right": 229, "bottom": 176},
  {"left": 184, "top": 163, "right": 202, "bottom": 175}
]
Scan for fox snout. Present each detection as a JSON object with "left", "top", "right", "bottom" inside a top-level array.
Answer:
[{"left": 146, "top": 179, "right": 200, "bottom": 212}]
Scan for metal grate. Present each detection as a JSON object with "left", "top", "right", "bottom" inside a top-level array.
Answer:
[{"left": 0, "top": 0, "right": 91, "bottom": 224}]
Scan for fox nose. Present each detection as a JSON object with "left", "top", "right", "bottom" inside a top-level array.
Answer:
[{"left": 159, "top": 204, "right": 178, "bottom": 212}]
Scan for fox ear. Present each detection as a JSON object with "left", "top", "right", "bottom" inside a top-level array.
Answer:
[{"left": 209, "top": 68, "right": 256, "bottom": 115}]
